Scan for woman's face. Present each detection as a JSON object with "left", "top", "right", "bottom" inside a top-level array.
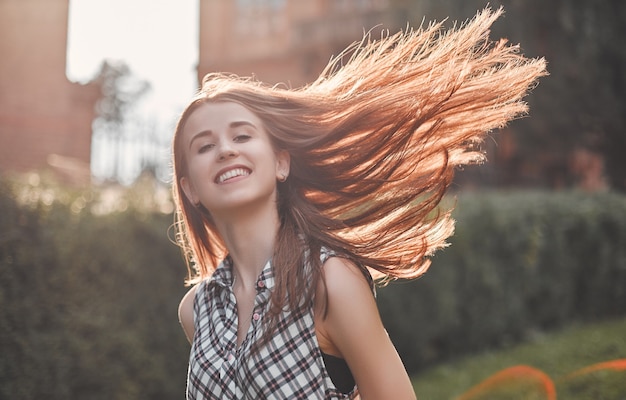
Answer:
[{"left": 179, "top": 101, "right": 290, "bottom": 216}]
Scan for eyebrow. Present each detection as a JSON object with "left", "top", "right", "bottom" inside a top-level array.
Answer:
[{"left": 188, "top": 120, "right": 257, "bottom": 150}]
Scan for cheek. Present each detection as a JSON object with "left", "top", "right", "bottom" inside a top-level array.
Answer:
[
  {"left": 186, "top": 154, "right": 210, "bottom": 177},
  {"left": 185, "top": 162, "right": 213, "bottom": 195}
]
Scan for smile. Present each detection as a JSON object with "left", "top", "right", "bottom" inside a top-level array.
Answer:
[{"left": 216, "top": 168, "right": 251, "bottom": 184}]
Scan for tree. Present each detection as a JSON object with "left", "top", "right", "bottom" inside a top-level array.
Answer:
[{"left": 93, "top": 61, "right": 151, "bottom": 182}]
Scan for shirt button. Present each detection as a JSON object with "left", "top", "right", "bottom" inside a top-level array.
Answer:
[
  {"left": 257, "top": 280, "right": 265, "bottom": 288},
  {"left": 227, "top": 352, "right": 234, "bottom": 362},
  {"left": 252, "top": 313, "right": 261, "bottom": 321}
]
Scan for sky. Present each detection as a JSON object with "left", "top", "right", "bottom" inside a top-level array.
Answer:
[{"left": 66, "top": 0, "right": 199, "bottom": 183}]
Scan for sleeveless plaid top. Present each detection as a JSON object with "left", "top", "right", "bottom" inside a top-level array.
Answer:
[{"left": 186, "top": 253, "right": 360, "bottom": 399}]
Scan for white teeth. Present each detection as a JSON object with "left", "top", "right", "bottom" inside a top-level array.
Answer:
[{"left": 217, "top": 168, "right": 249, "bottom": 183}]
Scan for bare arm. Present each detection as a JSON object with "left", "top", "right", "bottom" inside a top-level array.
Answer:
[
  {"left": 179, "top": 285, "right": 198, "bottom": 344},
  {"left": 317, "top": 257, "right": 417, "bottom": 400}
]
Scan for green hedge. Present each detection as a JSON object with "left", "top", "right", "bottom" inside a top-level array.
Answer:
[
  {"left": 1, "top": 178, "right": 625, "bottom": 398},
  {"left": 0, "top": 178, "right": 189, "bottom": 400},
  {"left": 377, "top": 191, "right": 626, "bottom": 373}
]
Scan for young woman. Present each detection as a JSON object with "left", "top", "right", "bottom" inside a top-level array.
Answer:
[{"left": 172, "top": 8, "right": 546, "bottom": 399}]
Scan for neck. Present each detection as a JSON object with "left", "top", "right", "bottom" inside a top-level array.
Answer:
[{"left": 214, "top": 203, "right": 280, "bottom": 290}]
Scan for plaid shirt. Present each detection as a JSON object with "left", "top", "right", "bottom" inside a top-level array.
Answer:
[{"left": 186, "top": 254, "right": 359, "bottom": 399}]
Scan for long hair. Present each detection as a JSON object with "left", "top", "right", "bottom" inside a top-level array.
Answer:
[{"left": 172, "top": 7, "right": 547, "bottom": 329}]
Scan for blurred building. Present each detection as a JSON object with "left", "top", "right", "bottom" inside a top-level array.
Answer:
[
  {"left": 0, "top": 0, "right": 100, "bottom": 184},
  {"left": 198, "top": 0, "right": 394, "bottom": 87}
]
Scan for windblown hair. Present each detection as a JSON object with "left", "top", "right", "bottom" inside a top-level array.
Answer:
[{"left": 172, "top": 7, "right": 546, "bottom": 324}]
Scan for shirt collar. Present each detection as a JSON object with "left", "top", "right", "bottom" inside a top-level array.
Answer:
[
  {"left": 210, "top": 256, "right": 234, "bottom": 288},
  {"left": 210, "top": 255, "right": 275, "bottom": 291}
]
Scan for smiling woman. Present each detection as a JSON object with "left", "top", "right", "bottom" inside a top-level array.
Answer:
[
  {"left": 171, "top": 7, "right": 546, "bottom": 400},
  {"left": 179, "top": 102, "right": 290, "bottom": 216}
]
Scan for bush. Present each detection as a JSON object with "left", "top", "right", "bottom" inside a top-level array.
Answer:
[
  {"left": 378, "top": 191, "right": 626, "bottom": 373},
  {"left": 2, "top": 176, "right": 625, "bottom": 396},
  {"left": 0, "top": 176, "right": 189, "bottom": 400}
]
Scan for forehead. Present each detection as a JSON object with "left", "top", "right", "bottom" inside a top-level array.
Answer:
[{"left": 182, "top": 101, "right": 263, "bottom": 139}]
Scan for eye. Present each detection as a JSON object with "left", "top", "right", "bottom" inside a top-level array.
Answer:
[
  {"left": 197, "top": 143, "right": 215, "bottom": 154},
  {"left": 233, "top": 134, "right": 251, "bottom": 143}
]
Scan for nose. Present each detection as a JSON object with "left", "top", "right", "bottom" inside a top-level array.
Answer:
[{"left": 217, "top": 142, "right": 238, "bottom": 161}]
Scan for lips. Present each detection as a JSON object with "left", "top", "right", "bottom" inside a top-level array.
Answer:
[{"left": 215, "top": 167, "right": 251, "bottom": 184}]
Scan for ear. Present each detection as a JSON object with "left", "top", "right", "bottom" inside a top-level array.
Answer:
[
  {"left": 275, "top": 150, "right": 291, "bottom": 181},
  {"left": 180, "top": 177, "right": 200, "bottom": 205}
]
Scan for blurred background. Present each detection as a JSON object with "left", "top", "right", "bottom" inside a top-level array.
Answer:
[{"left": 1, "top": 0, "right": 625, "bottom": 399}]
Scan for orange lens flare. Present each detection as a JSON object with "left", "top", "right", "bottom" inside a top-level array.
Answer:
[
  {"left": 454, "top": 359, "right": 626, "bottom": 399},
  {"left": 456, "top": 365, "right": 556, "bottom": 400}
]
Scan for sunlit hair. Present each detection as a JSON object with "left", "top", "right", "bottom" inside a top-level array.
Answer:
[{"left": 172, "top": 7, "right": 546, "bottom": 324}]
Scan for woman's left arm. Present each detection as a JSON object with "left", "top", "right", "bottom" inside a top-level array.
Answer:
[{"left": 320, "top": 257, "right": 417, "bottom": 400}]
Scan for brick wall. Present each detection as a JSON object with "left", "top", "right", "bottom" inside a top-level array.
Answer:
[
  {"left": 0, "top": 0, "right": 100, "bottom": 184},
  {"left": 197, "top": 0, "right": 393, "bottom": 87}
]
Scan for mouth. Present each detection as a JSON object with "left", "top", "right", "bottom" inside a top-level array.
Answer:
[{"left": 215, "top": 167, "right": 251, "bottom": 184}]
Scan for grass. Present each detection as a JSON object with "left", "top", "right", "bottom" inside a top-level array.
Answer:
[{"left": 411, "top": 316, "right": 626, "bottom": 400}]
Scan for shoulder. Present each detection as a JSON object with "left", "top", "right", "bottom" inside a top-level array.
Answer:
[
  {"left": 179, "top": 284, "right": 199, "bottom": 344},
  {"left": 315, "top": 256, "right": 378, "bottom": 349},
  {"left": 321, "top": 256, "right": 373, "bottom": 300},
  {"left": 317, "top": 256, "right": 417, "bottom": 399},
  {"left": 318, "top": 256, "right": 377, "bottom": 332},
  {"left": 314, "top": 256, "right": 376, "bottom": 357}
]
